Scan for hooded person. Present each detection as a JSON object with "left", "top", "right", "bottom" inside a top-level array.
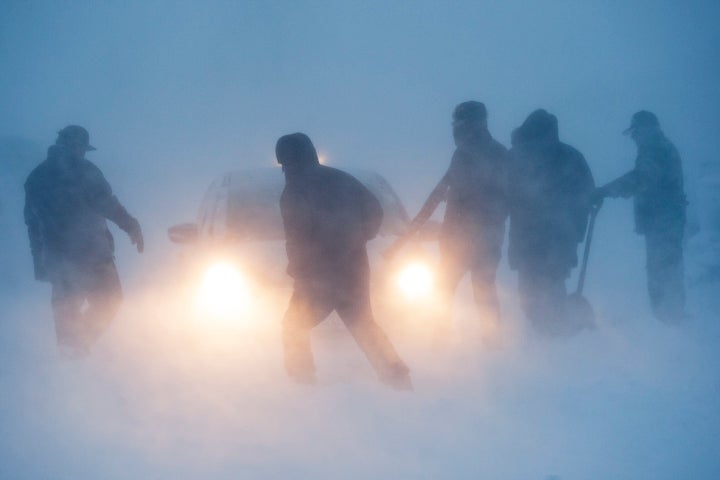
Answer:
[
  {"left": 595, "top": 111, "right": 687, "bottom": 323},
  {"left": 507, "top": 110, "right": 595, "bottom": 334},
  {"left": 276, "top": 133, "right": 411, "bottom": 389},
  {"left": 24, "top": 125, "right": 144, "bottom": 356}
]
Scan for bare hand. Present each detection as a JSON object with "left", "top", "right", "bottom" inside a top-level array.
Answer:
[
  {"left": 128, "top": 219, "right": 144, "bottom": 253},
  {"left": 131, "top": 230, "right": 144, "bottom": 253}
]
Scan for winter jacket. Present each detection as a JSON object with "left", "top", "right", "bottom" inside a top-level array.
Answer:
[
  {"left": 24, "top": 145, "right": 139, "bottom": 268},
  {"left": 280, "top": 163, "right": 383, "bottom": 283},
  {"left": 507, "top": 110, "right": 595, "bottom": 276},
  {"left": 441, "top": 132, "right": 509, "bottom": 246},
  {"left": 602, "top": 131, "right": 686, "bottom": 234}
]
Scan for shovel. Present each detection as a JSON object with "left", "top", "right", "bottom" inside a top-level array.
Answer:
[{"left": 566, "top": 203, "right": 601, "bottom": 331}]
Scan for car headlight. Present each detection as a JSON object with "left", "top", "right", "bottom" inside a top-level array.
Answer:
[
  {"left": 194, "top": 261, "right": 249, "bottom": 317},
  {"left": 395, "top": 261, "right": 434, "bottom": 300}
]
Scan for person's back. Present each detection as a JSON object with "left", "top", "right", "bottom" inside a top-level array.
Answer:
[
  {"left": 508, "top": 110, "right": 594, "bottom": 276},
  {"left": 632, "top": 131, "right": 685, "bottom": 234},
  {"left": 281, "top": 163, "right": 381, "bottom": 282},
  {"left": 507, "top": 110, "right": 594, "bottom": 333}
]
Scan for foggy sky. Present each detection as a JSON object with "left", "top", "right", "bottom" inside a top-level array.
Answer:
[
  {"left": 2, "top": 0, "right": 719, "bottom": 209},
  {"left": 2, "top": 3, "right": 720, "bottom": 479}
]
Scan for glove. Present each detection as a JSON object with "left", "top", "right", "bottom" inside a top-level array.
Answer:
[{"left": 127, "top": 218, "right": 144, "bottom": 253}]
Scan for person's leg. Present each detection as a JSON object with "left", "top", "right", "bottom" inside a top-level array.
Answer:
[
  {"left": 469, "top": 234, "right": 503, "bottom": 343},
  {"left": 645, "top": 230, "right": 686, "bottom": 323},
  {"left": 469, "top": 226, "right": 504, "bottom": 324},
  {"left": 83, "top": 261, "right": 123, "bottom": 347},
  {"left": 543, "top": 275, "right": 568, "bottom": 335},
  {"left": 645, "top": 233, "right": 663, "bottom": 318},
  {"left": 436, "top": 252, "right": 468, "bottom": 337},
  {"left": 470, "top": 264, "right": 500, "bottom": 321},
  {"left": 49, "top": 262, "right": 87, "bottom": 355},
  {"left": 470, "top": 260, "right": 502, "bottom": 345},
  {"left": 518, "top": 267, "right": 567, "bottom": 335},
  {"left": 336, "top": 288, "right": 411, "bottom": 390},
  {"left": 282, "top": 282, "right": 333, "bottom": 383},
  {"left": 517, "top": 267, "right": 540, "bottom": 322},
  {"left": 662, "top": 230, "right": 686, "bottom": 321}
]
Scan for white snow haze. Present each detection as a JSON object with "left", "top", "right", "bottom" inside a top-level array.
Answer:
[{"left": 1, "top": 1, "right": 719, "bottom": 479}]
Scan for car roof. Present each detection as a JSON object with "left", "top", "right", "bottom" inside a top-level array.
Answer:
[{"left": 196, "top": 166, "right": 409, "bottom": 241}]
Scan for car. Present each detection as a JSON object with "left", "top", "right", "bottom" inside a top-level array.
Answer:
[{"left": 167, "top": 166, "right": 441, "bottom": 337}]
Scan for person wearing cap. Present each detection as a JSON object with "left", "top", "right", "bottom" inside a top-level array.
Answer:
[
  {"left": 24, "top": 125, "right": 144, "bottom": 356},
  {"left": 595, "top": 111, "right": 687, "bottom": 323},
  {"left": 386, "top": 101, "right": 509, "bottom": 344},
  {"left": 507, "top": 109, "right": 595, "bottom": 335},
  {"left": 276, "top": 132, "right": 411, "bottom": 390}
]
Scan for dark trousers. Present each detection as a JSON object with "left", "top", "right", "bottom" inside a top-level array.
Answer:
[
  {"left": 645, "top": 229, "right": 685, "bottom": 322},
  {"left": 282, "top": 277, "right": 408, "bottom": 382},
  {"left": 439, "top": 228, "right": 503, "bottom": 327},
  {"left": 49, "top": 259, "right": 122, "bottom": 353},
  {"left": 439, "top": 252, "right": 501, "bottom": 325},
  {"left": 517, "top": 267, "right": 568, "bottom": 334}
]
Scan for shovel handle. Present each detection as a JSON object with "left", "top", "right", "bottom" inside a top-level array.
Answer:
[{"left": 576, "top": 203, "right": 600, "bottom": 295}]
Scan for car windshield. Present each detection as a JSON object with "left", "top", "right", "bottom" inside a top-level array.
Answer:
[{"left": 196, "top": 167, "right": 409, "bottom": 242}]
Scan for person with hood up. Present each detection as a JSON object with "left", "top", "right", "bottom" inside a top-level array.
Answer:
[
  {"left": 24, "top": 125, "right": 144, "bottom": 356},
  {"left": 276, "top": 133, "right": 412, "bottom": 390},
  {"left": 507, "top": 110, "right": 595, "bottom": 334},
  {"left": 594, "top": 111, "right": 687, "bottom": 323},
  {"left": 385, "top": 101, "right": 509, "bottom": 345}
]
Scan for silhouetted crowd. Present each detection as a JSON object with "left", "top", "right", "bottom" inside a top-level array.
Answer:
[{"left": 23, "top": 104, "right": 688, "bottom": 389}]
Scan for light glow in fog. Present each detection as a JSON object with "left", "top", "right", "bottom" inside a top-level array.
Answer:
[
  {"left": 396, "top": 262, "right": 434, "bottom": 300},
  {"left": 195, "top": 262, "right": 249, "bottom": 317}
]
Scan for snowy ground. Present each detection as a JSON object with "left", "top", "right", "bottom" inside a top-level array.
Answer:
[
  {"left": 1, "top": 234, "right": 719, "bottom": 480},
  {"left": 3, "top": 1, "right": 720, "bottom": 477}
]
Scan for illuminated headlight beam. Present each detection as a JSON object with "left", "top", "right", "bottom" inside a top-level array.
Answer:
[
  {"left": 396, "top": 262, "right": 434, "bottom": 300},
  {"left": 194, "top": 262, "right": 249, "bottom": 317}
]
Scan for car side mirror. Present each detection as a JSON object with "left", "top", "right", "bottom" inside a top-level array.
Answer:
[{"left": 168, "top": 222, "right": 199, "bottom": 244}]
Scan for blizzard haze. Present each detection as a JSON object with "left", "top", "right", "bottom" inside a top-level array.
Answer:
[{"left": 1, "top": 1, "right": 720, "bottom": 479}]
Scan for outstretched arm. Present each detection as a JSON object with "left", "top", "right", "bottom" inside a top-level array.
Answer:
[
  {"left": 83, "top": 164, "right": 144, "bottom": 252},
  {"left": 383, "top": 172, "right": 449, "bottom": 259},
  {"left": 599, "top": 169, "right": 639, "bottom": 199}
]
